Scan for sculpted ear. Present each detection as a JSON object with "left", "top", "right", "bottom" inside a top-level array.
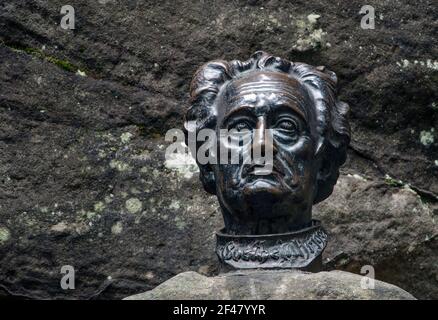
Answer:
[
  {"left": 313, "top": 142, "right": 340, "bottom": 204},
  {"left": 199, "top": 165, "right": 216, "bottom": 195},
  {"left": 317, "top": 152, "right": 332, "bottom": 182}
]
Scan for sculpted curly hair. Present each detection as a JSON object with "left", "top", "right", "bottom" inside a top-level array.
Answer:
[{"left": 185, "top": 51, "right": 350, "bottom": 204}]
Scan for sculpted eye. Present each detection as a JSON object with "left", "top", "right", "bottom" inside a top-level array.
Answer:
[
  {"left": 276, "top": 119, "right": 298, "bottom": 132},
  {"left": 231, "top": 121, "right": 252, "bottom": 132}
]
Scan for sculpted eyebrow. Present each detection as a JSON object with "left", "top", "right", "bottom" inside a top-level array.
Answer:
[
  {"left": 221, "top": 106, "right": 256, "bottom": 126},
  {"left": 229, "top": 92, "right": 307, "bottom": 121},
  {"left": 221, "top": 100, "right": 308, "bottom": 128}
]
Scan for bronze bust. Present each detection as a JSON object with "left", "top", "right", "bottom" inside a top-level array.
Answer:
[{"left": 185, "top": 51, "right": 350, "bottom": 270}]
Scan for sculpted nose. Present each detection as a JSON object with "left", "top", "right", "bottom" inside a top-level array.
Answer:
[{"left": 252, "top": 117, "right": 276, "bottom": 160}]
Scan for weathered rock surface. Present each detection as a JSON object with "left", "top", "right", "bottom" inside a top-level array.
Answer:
[
  {"left": 0, "top": 1, "right": 437, "bottom": 299},
  {"left": 124, "top": 270, "right": 415, "bottom": 300},
  {"left": 314, "top": 175, "right": 437, "bottom": 300}
]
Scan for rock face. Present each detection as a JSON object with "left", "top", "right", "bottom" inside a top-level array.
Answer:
[
  {"left": 124, "top": 270, "right": 415, "bottom": 300},
  {"left": 0, "top": 1, "right": 437, "bottom": 299},
  {"left": 314, "top": 175, "right": 437, "bottom": 300}
]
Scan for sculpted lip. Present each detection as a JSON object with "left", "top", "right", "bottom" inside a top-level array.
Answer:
[
  {"left": 244, "top": 168, "right": 284, "bottom": 189},
  {"left": 252, "top": 167, "right": 276, "bottom": 175}
]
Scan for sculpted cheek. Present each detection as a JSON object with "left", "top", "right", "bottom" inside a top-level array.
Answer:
[{"left": 280, "top": 136, "right": 315, "bottom": 159}]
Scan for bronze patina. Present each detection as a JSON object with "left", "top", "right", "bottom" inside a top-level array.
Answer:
[{"left": 185, "top": 51, "right": 350, "bottom": 271}]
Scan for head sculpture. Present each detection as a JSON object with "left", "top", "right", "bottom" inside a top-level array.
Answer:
[{"left": 185, "top": 51, "right": 350, "bottom": 269}]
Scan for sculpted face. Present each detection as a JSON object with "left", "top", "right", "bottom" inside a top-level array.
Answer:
[
  {"left": 186, "top": 52, "right": 349, "bottom": 269},
  {"left": 214, "top": 71, "right": 321, "bottom": 235}
]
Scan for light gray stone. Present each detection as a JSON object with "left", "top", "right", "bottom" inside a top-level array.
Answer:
[{"left": 124, "top": 270, "right": 415, "bottom": 300}]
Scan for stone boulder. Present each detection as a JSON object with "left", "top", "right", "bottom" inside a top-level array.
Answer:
[{"left": 124, "top": 270, "right": 415, "bottom": 300}]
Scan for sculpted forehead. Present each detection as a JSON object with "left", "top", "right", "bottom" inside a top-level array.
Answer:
[
  {"left": 220, "top": 71, "right": 310, "bottom": 120},
  {"left": 231, "top": 71, "right": 302, "bottom": 91}
]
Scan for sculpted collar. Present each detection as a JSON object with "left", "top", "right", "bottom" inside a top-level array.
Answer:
[{"left": 216, "top": 220, "right": 327, "bottom": 270}]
